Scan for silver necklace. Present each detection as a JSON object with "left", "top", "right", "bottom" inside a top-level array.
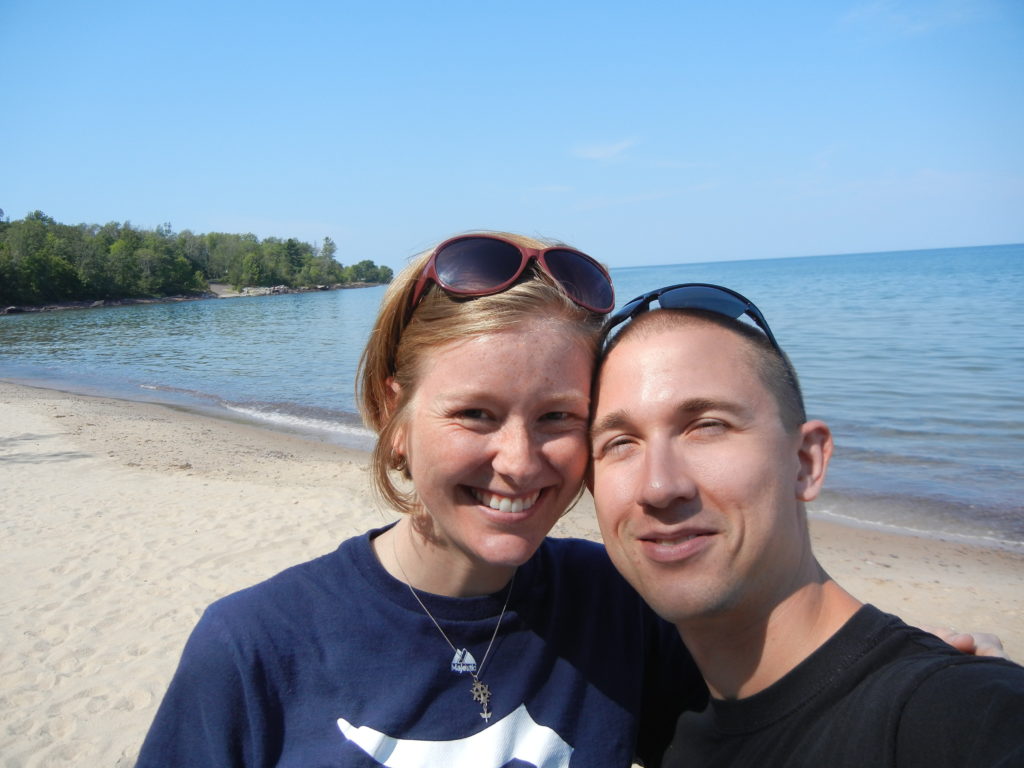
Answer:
[{"left": 392, "top": 536, "right": 516, "bottom": 721}]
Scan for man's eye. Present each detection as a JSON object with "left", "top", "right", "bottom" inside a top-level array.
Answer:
[
  {"left": 597, "top": 437, "right": 635, "bottom": 458},
  {"left": 691, "top": 419, "right": 727, "bottom": 434}
]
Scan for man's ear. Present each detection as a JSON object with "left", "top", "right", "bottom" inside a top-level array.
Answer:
[{"left": 795, "top": 420, "right": 832, "bottom": 502}]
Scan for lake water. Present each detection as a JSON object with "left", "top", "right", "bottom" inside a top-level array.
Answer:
[{"left": 2, "top": 243, "right": 1022, "bottom": 548}]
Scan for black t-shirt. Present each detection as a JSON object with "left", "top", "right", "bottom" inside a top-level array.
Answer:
[{"left": 663, "top": 604, "right": 1024, "bottom": 767}]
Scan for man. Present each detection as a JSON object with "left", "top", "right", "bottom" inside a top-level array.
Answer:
[{"left": 589, "top": 283, "right": 1024, "bottom": 767}]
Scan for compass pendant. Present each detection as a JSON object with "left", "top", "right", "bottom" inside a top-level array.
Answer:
[{"left": 470, "top": 677, "right": 492, "bottom": 721}]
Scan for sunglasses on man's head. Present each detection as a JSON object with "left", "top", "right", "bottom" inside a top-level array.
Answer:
[
  {"left": 408, "top": 235, "right": 616, "bottom": 317},
  {"left": 603, "top": 283, "right": 782, "bottom": 352}
]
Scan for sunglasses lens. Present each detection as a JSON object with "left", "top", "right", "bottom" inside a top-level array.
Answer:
[
  {"left": 433, "top": 238, "right": 524, "bottom": 293},
  {"left": 544, "top": 249, "right": 615, "bottom": 313},
  {"left": 657, "top": 285, "right": 748, "bottom": 319}
]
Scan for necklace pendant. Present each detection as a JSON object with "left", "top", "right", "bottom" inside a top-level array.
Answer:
[
  {"left": 470, "top": 678, "right": 492, "bottom": 721},
  {"left": 451, "top": 648, "right": 478, "bottom": 674}
]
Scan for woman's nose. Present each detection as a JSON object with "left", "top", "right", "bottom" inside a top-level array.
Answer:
[{"left": 491, "top": 422, "right": 542, "bottom": 480}]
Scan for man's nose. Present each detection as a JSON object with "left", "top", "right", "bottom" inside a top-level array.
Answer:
[{"left": 636, "top": 442, "right": 695, "bottom": 509}]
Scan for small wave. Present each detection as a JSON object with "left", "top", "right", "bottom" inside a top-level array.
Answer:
[
  {"left": 139, "top": 383, "right": 220, "bottom": 402},
  {"left": 809, "top": 508, "right": 1024, "bottom": 552},
  {"left": 222, "top": 402, "right": 375, "bottom": 442}
]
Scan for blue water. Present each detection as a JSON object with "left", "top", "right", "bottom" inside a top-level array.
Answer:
[{"left": 2, "top": 244, "right": 1022, "bottom": 546}]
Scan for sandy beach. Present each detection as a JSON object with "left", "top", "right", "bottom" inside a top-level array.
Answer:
[{"left": 2, "top": 379, "right": 1022, "bottom": 767}]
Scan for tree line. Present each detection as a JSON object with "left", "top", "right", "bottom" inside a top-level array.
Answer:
[{"left": 0, "top": 211, "right": 393, "bottom": 307}]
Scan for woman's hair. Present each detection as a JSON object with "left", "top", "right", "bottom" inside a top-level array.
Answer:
[{"left": 357, "top": 232, "right": 607, "bottom": 515}]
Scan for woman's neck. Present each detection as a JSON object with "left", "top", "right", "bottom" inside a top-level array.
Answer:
[{"left": 373, "top": 518, "right": 517, "bottom": 597}]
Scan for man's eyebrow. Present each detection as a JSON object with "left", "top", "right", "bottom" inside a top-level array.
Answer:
[
  {"left": 676, "top": 397, "right": 739, "bottom": 416},
  {"left": 590, "top": 409, "right": 631, "bottom": 440},
  {"left": 590, "top": 398, "right": 746, "bottom": 440}
]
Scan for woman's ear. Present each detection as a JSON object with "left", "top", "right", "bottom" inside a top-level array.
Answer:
[
  {"left": 795, "top": 420, "right": 833, "bottom": 502},
  {"left": 386, "top": 378, "right": 407, "bottom": 461},
  {"left": 384, "top": 377, "right": 401, "bottom": 415}
]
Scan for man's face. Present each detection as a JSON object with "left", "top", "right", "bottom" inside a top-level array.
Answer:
[{"left": 590, "top": 320, "right": 820, "bottom": 626}]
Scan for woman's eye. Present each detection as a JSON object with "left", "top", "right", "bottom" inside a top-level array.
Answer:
[
  {"left": 455, "top": 408, "right": 489, "bottom": 420},
  {"left": 542, "top": 411, "right": 571, "bottom": 422}
]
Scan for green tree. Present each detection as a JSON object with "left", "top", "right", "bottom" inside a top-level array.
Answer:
[
  {"left": 0, "top": 213, "right": 387, "bottom": 304},
  {"left": 320, "top": 236, "right": 337, "bottom": 261},
  {"left": 343, "top": 259, "right": 392, "bottom": 284}
]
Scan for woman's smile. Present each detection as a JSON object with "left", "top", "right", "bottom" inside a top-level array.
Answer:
[{"left": 395, "top": 319, "right": 594, "bottom": 584}]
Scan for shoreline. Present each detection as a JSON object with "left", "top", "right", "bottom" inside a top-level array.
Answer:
[
  {"left": 8, "top": 372, "right": 1019, "bottom": 551},
  {"left": 0, "top": 280, "right": 384, "bottom": 315},
  {"left": 2, "top": 379, "right": 1022, "bottom": 765}
]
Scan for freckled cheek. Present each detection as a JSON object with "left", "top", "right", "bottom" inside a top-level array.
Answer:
[{"left": 410, "top": 431, "right": 487, "bottom": 473}]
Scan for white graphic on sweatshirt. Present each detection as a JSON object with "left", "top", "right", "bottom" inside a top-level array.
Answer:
[
  {"left": 336, "top": 703, "right": 573, "bottom": 768},
  {"left": 450, "top": 648, "right": 477, "bottom": 673}
]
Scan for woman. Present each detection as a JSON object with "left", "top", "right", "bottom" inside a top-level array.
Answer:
[{"left": 137, "top": 232, "right": 704, "bottom": 767}]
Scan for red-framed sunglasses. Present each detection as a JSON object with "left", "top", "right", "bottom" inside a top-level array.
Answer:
[{"left": 408, "top": 235, "right": 616, "bottom": 317}]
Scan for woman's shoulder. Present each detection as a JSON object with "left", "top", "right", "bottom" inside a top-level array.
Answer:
[
  {"left": 538, "top": 535, "right": 611, "bottom": 565},
  {"left": 203, "top": 528, "right": 375, "bottom": 629},
  {"left": 533, "top": 536, "right": 634, "bottom": 593}
]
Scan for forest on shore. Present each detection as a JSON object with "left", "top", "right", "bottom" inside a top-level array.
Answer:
[{"left": 0, "top": 211, "right": 393, "bottom": 307}]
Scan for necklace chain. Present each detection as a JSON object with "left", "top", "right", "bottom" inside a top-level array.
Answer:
[{"left": 392, "top": 533, "right": 516, "bottom": 721}]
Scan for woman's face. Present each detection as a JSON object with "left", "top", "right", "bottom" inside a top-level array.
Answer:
[{"left": 396, "top": 318, "right": 593, "bottom": 575}]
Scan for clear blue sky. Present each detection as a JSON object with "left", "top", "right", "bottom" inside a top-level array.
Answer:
[{"left": 3, "top": 0, "right": 1022, "bottom": 270}]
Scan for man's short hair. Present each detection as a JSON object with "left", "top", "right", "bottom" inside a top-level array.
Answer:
[{"left": 600, "top": 308, "right": 808, "bottom": 431}]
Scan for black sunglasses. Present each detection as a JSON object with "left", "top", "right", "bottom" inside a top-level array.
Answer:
[
  {"left": 603, "top": 282, "right": 781, "bottom": 352},
  {"left": 409, "top": 235, "right": 615, "bottom": 317}
]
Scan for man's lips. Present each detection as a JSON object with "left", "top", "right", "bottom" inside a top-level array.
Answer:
[
  {"left": 469, "top": 487, "right": 542, "bottom": 514},
  {"left": 636, "top": 528, "right": 716, "bottom": 563}
]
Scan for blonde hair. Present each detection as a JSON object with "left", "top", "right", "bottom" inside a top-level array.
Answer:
[{"left": 357, "top": 232, "right": 607, "bottom": 515}]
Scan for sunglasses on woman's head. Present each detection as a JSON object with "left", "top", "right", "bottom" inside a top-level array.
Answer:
[
  {"left": 603, "top": 283, "right": 782, "bottom": 352},
  {"left": 408, "top": 235, "right": 616, "bottom": 317}
]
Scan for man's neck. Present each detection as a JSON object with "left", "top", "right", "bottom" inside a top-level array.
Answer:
[{"left": 678, "top": 572, "right": 862, "bottom": 701}]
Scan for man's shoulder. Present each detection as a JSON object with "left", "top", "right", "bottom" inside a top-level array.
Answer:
[
  {"left": 850, "top": 607, "right": 1024, "bottom": 694},
  {"left": 824, "top": 606, "right": 1024, "bottom": 711},
  {"left": 882, "top": 648, "right": 1024, "bottom": 712},
  {"left": 663, "top": 606, "right": 1024, "bottom": 767},
  {"left": 861, "top": 638, "right": 1024, "bottom": 701},
  {"left": 818, "top": 610, "right": 1024, "bottom": 765},
  {"left": 886, "top": 653, "right": 1024, "bottom": 764}
]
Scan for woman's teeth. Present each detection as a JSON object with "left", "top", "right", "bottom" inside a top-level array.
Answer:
[{"left": 471, "top": 489, "right": 541, "bottom": 513}]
